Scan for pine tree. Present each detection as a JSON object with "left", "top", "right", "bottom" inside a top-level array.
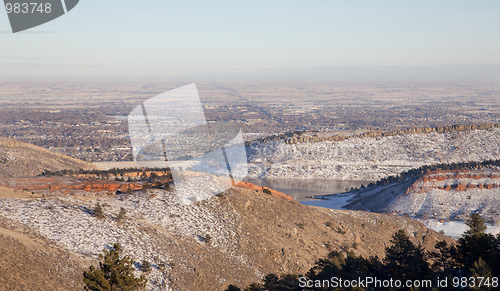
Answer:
[
  {"left": 83, "top": 243, "right": 147, "bottom": 291},
  {"left": 116, "top": 207, "right": 126, "bottom": 223},
  {"left": 310, "top": 250, "right": 345, "bottom": 283},
  {"left": 469, "top": 258, "right": 493, "bottom": 290},
  {"left": 429, "top": 240, "right": 458, "bottom": 271},
  {"left": 383, "top": 229, "right": 430, "bottom": 281},
  {"left": 457, "top": 213, "right": 496, "bottom": 273},
  {"left": 465, "top": 213, "right": 487, "bottom": 235},
  {"left": 93, "top": 203, "right": 104, "bottom": 219},
  {"left": 262, "top": 274, "right": 279, "bottom": 290},
  {"left": 225, "top": 284, "right": 242, "bottom": 291}
]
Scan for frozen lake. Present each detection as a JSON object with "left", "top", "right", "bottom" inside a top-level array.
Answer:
[{"left": 246, "top": 178, "right": 371, "bottom": 201}]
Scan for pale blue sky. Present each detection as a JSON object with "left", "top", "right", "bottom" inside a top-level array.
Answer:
[{"left": 1, "top": 1, "right": 499, "bottom": 81}]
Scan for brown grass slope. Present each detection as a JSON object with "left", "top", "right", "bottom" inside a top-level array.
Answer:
[
  {"left": 0, "top": 138, "right": 94, "bottom": 178},
  {"left": 212, "top": 188, "right": 451, "bottom": 283},
  {"left": 0, "top": 187, "right": 452, "bottom": 291},
  {"left": 107, "top": 188, "right": 452, "bottom": 290},
  {"left": 0, "top": 216, "right": 85, "bottom": 291}
]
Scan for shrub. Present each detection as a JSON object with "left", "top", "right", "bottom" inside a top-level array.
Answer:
[
  {"left": 335, "top": 228, "right": 346, "bottom": 235},
  {"left": 116, "top": 207, "right": 126, "bottom": 222},
  {"left": 263, "top": 188, "right": 272, "bottom": 195},
  {"left": 141, "top": 260, "right": 152, "bottom": 273},
  {"left": 204, "top": 234, "right": 212, "bottom": 245},
  {"left": 93, "top": 203, "right": 104, "bottom": 219}
]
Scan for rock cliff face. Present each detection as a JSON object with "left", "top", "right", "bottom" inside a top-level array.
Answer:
[
  {"left": 74, "top": 170, "right": 171, "bottom": 179},
  {"left": 235, "top": 181, "right": 294, "bottom": 201},
  {"left": 0, "top": 176, "right": 146, "bottom": 196},
  {"left": 276, "top": 123, "right": 500, "bottom": 145},
  {"left": 0, "top": 138, "right": 94, "bottom": 178},
  {"left": 403, "top": 170, "right": 500, "bottom": 194},
  {"left": 1, "top": 176, "right": 294, "bottom": 201}
]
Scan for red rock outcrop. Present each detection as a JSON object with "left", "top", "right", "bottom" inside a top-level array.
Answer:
[
  {"left": 408, "top": 170, "right": 500, "bottom": 195},
  {"left": 13, "top": 181, "right": 145, "bottom": 193},
  {"left": 235, "top": 181, "right": 295, "bottom": 201}
]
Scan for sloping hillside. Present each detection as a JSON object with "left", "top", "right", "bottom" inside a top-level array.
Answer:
[
  {"left": 343, "top": 168, "right": 500, "bottom": 222},
  {"left": 248, "top": 126, "right": 500, "bottom": 180},
  {"left": 0, "top": 185, "right": 451, "bottom": 291},
  {"left": 300, "top": 167, "right": 500, "bottom": 237},
  {"left": 389, "top": 169, "right": 500, "bottom": 222},
  {"left": 0, "top": 215, "right": 86, "bottom": 290},
  {"left": 0, "top": 138, "right": 94, "bottom": 177}
]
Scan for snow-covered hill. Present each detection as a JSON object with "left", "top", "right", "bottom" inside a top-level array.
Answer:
[
  {"left": 248, "top": 127, "right": 500, "bottom": 180},
  {"left": 390, "top": 169, "right": 500, "bottom": 223},
  {"left": 0, "top": 184, "right": 451, "bottom": 291},
  {"left": 303, "top": 168, "right": 500, "bottom": 238}
]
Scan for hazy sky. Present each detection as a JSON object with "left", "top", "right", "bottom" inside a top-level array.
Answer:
[{"left": 1, "top": 1, "right": 499, "bottom": 81}]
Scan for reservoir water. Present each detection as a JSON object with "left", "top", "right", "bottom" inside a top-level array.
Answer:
[{"left": 246, "top": 178, "right": 371, "bottom": 201}]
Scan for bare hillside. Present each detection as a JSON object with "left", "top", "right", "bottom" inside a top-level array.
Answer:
[
  {"left": 0, "top": 215, "right": 85, "bottom": 290},
  {"left": 0, "top": 185, "right": 451, "bottom": 291},
  {"left": 0, "top": 138, "right": 94, "bottom": 177}
]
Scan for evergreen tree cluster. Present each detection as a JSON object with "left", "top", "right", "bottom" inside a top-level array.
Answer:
[
  {"left": 42, "top": 167, "right": 172, "bottom": 179},
  {"left": 83, "top": 243, "right": 147, "bottom": 291},
  {"left": 227, "top": 213, "right": 500, "bottom": 291}
]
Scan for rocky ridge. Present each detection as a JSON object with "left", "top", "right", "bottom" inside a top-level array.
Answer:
[{"left": 251, "top": 123, "right": 500, "bottom": 145}]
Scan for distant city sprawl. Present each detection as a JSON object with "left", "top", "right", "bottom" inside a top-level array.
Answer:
[{"left": 0, "top": 81, "right": 498, "bottom": 162}]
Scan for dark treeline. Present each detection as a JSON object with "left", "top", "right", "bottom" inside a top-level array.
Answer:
[
  {"left": 42, "top": 167, "right": 171, "bottom": 178},
  {"left": 227, "top": 213, "right": 500, "bottom": 291},
  {"left": 369, "top": 159, "right": 500, "bottom": 188}
]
